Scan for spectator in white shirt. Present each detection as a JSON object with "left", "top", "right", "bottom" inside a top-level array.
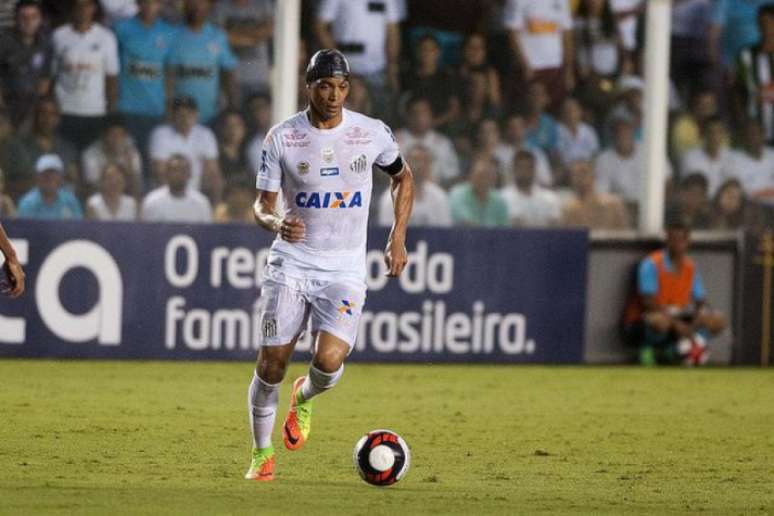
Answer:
[
  {"left": 595, "top": 115, "right": 643, "bottom": 203},
  {"left": 504, "top": 0, "right": 575, "bottom": 108},
  {"left": 86, "top": 163, "right": 138, "bottom": 221},
  {"left": 680, "top": 115, "right": 733, "bottom": 197},
  {"left": 51, "top": 0, "right": 119, "bottom": 151},
  {"left": 141, "top": 153, "right": 212, "bottom": 223},
  {"left": 315, "top": 0, "right": 402, "bottom": 117},
  {"left": 81, "top": 114, "right": 142, "bottom": 200},
  {"left": 557, "top": 96, "right": 600, "bottom": 167},
  {"left": 499, "top": 149, "right": 561, "bottom": 227},
  {"left": 728, "top": 119, "right": 774, "bottom": 204},
  {"left": 148, "top": 96, "right": 221, "bottom": 202},
  {"left": 395, "top": 96, "right": 461, "bottom": 187},
  {"left": 378, "top": 144, "right": 451, "bottom": 227}
]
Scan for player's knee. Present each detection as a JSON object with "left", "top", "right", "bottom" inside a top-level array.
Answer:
[
  {"left": 702, "top": 311, "right": 727, "bottom": 335},
  {"left": 313, "top": 350, "right": 346, "bottom": 373}
]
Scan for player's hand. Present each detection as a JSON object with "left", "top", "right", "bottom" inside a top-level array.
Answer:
[
  {"left": 384, "top": 239, "right": 407, "bottom": 277},
  {"left": 278, "top": 216, "right": 305, "bottom": 243},
  {"left": 2, "top": 260, "right": 25, "bottom": 298}
]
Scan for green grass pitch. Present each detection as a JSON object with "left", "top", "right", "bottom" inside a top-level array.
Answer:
[{"left": 1, "top": 360, "right": 773, "bottom": 515}]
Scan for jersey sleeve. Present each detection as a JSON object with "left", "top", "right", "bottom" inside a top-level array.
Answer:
[
  {"left": 256, "top": 129, "right": 282, "bottom": 192},
  {"left": 692, "top": 268, "right": 706, "bottom": 303},
  {"left": 103, "top": 30, "right": 120, "bottom": 76},
  {"left": 638, "top": 257, "right": 658, "bottom": 297},
  {"left": 374, "top": 121, "right": 401, "bottom": 169}
]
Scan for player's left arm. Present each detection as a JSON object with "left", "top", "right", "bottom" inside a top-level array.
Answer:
[{"left": 384, "top": 161, "right": 414, "bottom": 277}]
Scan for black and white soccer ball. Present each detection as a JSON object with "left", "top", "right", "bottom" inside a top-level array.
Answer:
[{"left": 353, "top": 429, "right": 410, "bottom": 487}]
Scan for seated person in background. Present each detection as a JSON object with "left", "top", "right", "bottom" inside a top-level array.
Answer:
[
  {"left": 629, "top": 216, "right": 727, "bottom": 366},
  {"left": 561, "top": 159, "right": 630, "bottom": 230},
  {"left": 502, "top": 112, "right": 553, "bottom": 187},
  {"left": 557, "top": 97, "right": 600, "bottom": 168},
  {"left": 141, "top": 153, "right": 212, "bottom": 223},
  {"left": 667, "top": 173, "right": 712, "bottom": 230},
  {"left": 680, "top": 115, "right": 733, "bottom": 198},
  {"left": 728, "top": 119, "right": 774, "bottom": 204},
  {"left": 86, "top": 163, "right": 138, "bottom": 221},
  {"left": 17, "top": 154, "right": 82, "bottom": 220},
  {"left": 82, "top": 114, "right": 143, "bottom": 200},
  {"left": 0, "top": 169, "right": 16, "bottom": 217},
  {"left": 378, "top": 144, "right": 451, "bottom": 227},
  {"left": 213, "top": 177, "right": 254, "bottom": 224},
  {"left": 710, "top": 179, "right": 749, "bottom": 231},
  {"left": 148, "top": 96, "right": 221, "bottom": 203},
  {"left": 499, "top": 149, "right": 561, "bottom": 228},
  {"left": 215, "top": 110, "right": 250, "bottom": 181},
  {"left": 449, "top": 156, "right": 509, "bottom": 227}
]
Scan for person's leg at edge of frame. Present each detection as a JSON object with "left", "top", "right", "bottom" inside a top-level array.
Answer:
[
  {"left": 283, "top": 331, "right": 349, "bottom": 451},
  {"left": 640, "top": 312, "right": 672, "bottom": 367},
  {"left": 245, "top": 341, "right": 295, "bottom": 481}
]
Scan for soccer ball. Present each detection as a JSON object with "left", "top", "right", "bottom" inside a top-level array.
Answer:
[
  {"left": 353, "top": 429, "right": 410, "bottom": 486},
  {"left": 676, "top": 333, "right": 709, "bottom": 366}
]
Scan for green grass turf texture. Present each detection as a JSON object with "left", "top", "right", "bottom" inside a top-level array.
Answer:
[{"left": 1, "top": 361, "right": 773, "bottom": 515}]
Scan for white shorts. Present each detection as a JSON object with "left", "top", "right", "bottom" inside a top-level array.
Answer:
[{"left": 257, "top": 265, "right": 367, "bottom": 349}]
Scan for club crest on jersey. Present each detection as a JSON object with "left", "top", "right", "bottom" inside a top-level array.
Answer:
[
  {"left": 321, "top": 146, "right": 335, "bottom": 164},
  {"left": 297, "top": 161, "right": 310, "bottom": 175},
  {"left": 295, "top": 191, "right": 363, "bottom": 209},
  {"left": 350, "top": 154, "right": 368, "bottom": 174},
  {"left": 320, "top": 167, "right": 340, "bottom": 177}
]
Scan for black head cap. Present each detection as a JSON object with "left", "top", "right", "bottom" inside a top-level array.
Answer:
[{"left": 305, "top": 49, "right": 351, "bottom": 84}]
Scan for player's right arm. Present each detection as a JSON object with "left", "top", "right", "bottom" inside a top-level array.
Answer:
[{"left": 0, "top": 222, "right": 24, "bottom": 298}]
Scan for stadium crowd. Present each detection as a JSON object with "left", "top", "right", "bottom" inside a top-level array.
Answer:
[{"left": 1, "top": 0, "right": 774, "bottom": 230}]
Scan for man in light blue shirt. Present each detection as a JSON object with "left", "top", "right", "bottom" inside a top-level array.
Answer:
[
  {"left": 17, "top": 154, "right": 83, "bottom": 220},
  {"left": 167, "top": 0, "right": 238, "bottom": 123},
  {"left": 711, "top": 0, "right": 774, "bottom": 66},
  {"left": 114, "top": 0, "right": 178, "bottom": 150}
]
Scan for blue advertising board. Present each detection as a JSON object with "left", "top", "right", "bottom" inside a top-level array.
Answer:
[{"left": 0, "top": 220, "right": 588, "bottom": 363}]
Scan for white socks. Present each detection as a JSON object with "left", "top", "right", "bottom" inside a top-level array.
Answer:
[
  {"left": 300, "top": 364, "right": 343, "bottom": 402},
  {"left": 248, "top": 372, "right": 280, "bottom": 450}
]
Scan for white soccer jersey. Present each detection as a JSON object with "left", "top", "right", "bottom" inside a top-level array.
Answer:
[{"left": 257, "top": 109, "right": 401, "bottom": 280}]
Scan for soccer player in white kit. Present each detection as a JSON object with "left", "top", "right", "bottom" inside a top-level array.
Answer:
[{"left": 245, "top": 49, "right": 414, "bottom": 481}]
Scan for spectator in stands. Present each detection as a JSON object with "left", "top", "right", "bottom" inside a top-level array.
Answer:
[
  {"left": 245, "top": 92, "right": 271, "bottom": 175},
  {"left": 211, "top": 0, "right": 272, "bottom": 98},
  {"left": 114, "top": 0, "right": 177, "bottom": 155},
  {"left": 710, "top": 178, "right": 748, "bottom": 230},
  {"left": 609, "top": 0, "right": 643, "bottom": 72},
  {"left": 167, "top": 0, "right": 238, "bottom": 124},
  {"left": 148, "top": 96, "right": 221, "bottom": 201},
  {"left": 82, "top": 114, "right": 142, "bottom": 200},
  {"left": 141, "top": 153, "right": 212, "bottom": 223},
  {"left": 449, "top": 156, "right": 509, "bottom": 227},
  {"left": 629, "top": 215, "right": 727, "bottom": 366},
  {"left": 671, "top": 89, "right": 721, "bottom": 160},
  {"left": 314, "top": 0, "right": 401, "bottom": 117},
  {"left": 502, "top": 112, "right": 553, "bottom": 186},
  {"left": 458, "top": 33, "right": 502, "bottom": 110},
  {"left": 158, "top": 0, "right": 182, "bottom": 23},
  {"left": 400, "top": 34, "right": 461, "bottom": 130},
  {"left": 709, "top": 0, "right": 774, "bottom": 70},
  {"left": 522, "top": 80, "right": 560, "bottom": 159},
  {"left": 100, "top": 0, "right": 138, "bottom": 25},
  {"left": 504, "top": 0, "right": 574, "bottom": 108},
  {"left": 557, "top": 96, "right": 600, "bottom": 167},
  {"left": 345, "top": 75, "right": 373, "bottom": 116},
  {"left": 680, "top": 115, "right": 733, "bottom": 197},
  {"left": 728, "top": 118, "right": 774, "bottom": 202},
  {"left": 51, "top": 0, "right": 119, "bottom": 151},
  {"left": 668, "top": 173, "right": 712, "bottom": 230},
  {"left": 0, "top": 108, "right": 33, "bottom": 203},
  {"left": 499, "top": 149, "right": 561, "bottom": 227},
  {"left": 561, "top": 159, "right": 630, "bottom": 229},
  {"left": 475, "top": 117, "right": 513, "bottom": 184},
  {"left": 454, "top": 70, "right": 499, "bottom": 134},
  {"left": 213, "top": 176, "right": 253, "bottom": 223},
  {"left": 0, "top": 0, "right": 51, "bottom": 128},
  {"left": 17, "top": 153, "right": 82, "bottom": 219},
  {"left": 20, "top": 98, "right": 78, "bottom": 197},
  {"left": 733, "top": 4, "right": 774, "bottom": 145},
  {"left": 377, "top": 144, "right": 451, "bottom": 227},
  {"left": 215, "top": 110, "right": 249, "bottom": 181},
  {"left": 0, "top": 171, "right": 16, "bottom": 217},
  {"left": 85, "top": 162, "right": 138, "bottom": 221},
  {"left": 395, "top": 96, "right": 461, "bottom": 187},
  {"left": 573, "top": 0, "right": 622, "bottom": 114},
  {"left": 604, "top": 74, "right": 644, "bottom": 142},
  {"left": 670, "top": 0, "right": 715, "bottom": 101}
]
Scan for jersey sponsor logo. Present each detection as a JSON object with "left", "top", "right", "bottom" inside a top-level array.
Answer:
[
  {"left": 295, "top": 191, "right": 363, "bottom": 209},
  {"left": 344, "top": 127, "right": 372, "bottom": 145},
  {"left": 282, "top": 129, "right": 310, "bottom": 147},
  {"left": 297, "top": 161, "right": 310, "bottom": 175},
  {"left": 321, "top": 146, "right": 335, "bottom": 163},
  {"left": 174, "top": 64, "right": 214, "bottom": 79},
  {"left": 338, "top": 299, "right": 356, "bottom": 316},
  {"left": 320, "top": 167, "right": 339, "bottom": 177},
  {"left": 128, "top": 60, "right": 162, "bottom": 79},
  {"left": 350, "top": 154, "right": 368, "bottom": 174}
]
